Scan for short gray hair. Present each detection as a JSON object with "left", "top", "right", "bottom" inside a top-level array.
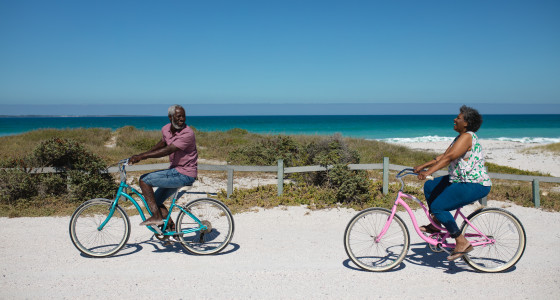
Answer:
[
  {"left": 168, "top": 104, "right": 185, "bottom": 117},
  {"left": 460, "top": 105, "right": 483, "bottom": 132}
]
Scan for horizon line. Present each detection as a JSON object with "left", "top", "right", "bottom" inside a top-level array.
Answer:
[{"left": 1, "top": 103, "right": 559, "bottom": 116}]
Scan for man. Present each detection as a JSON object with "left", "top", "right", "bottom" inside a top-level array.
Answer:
[{"left": 129, "top": 104, "right": 198, "bottom": 226}]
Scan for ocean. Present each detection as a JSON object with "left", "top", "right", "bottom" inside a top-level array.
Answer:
[{"left": 1, "top": 114, "right": 559, "bottom": 143}]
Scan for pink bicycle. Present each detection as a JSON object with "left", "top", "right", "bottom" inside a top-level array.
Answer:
[{"left": 344, "top": 168, "right": 526, "bottom": 272}]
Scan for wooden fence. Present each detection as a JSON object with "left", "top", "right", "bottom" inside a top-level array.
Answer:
[{"left": 20, "top": 157, "right": 560, "bottom": 208}]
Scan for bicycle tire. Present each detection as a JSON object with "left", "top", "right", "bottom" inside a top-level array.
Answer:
[
  {"left": 69, "top": 198, "right": 130, "bottom": 257},
  {"left": 344, "top": 208, "right": 410, "bottom": 272},
  {"left": 460, "top": 208, "right": 526, "bottom": 272},
  {"left": 176, "top": 198, "right": 234, "bottom": 255}
]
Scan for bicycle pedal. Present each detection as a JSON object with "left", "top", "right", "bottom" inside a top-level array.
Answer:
[{"left": 150, "top": 225, "right": 163, "bottom": 234}]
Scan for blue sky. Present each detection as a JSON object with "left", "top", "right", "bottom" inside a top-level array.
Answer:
[{"left": 1, "top": 0, "right": 559, "bottom": 115}]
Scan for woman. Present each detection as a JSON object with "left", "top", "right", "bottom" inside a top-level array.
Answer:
[{"left": 413, "top": 105, "right": 492, "bottom": 261}]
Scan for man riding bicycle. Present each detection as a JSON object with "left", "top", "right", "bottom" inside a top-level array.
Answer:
[{"left": 129, "top": 104, "right": 198, "bottom": 227}]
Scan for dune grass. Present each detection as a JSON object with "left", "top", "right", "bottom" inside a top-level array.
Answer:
[
  {"left": 524, "top": 142, "right": 560, "bottom": 155},
  {"left": 1, "top": 127, "right": 558, "bottom": 216}
]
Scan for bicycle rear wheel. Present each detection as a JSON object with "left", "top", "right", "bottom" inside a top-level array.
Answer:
[
  {"left": 461, "top": 208, "right": 526, "bottom": 272},
  {"left": 69, "top": 199, "right": 130, "bottom": 257},
  {"left": 344, "top": 208, "right": 410, "bottom": 272},
  {"left": 176, "top": 198, "right": 234, "bottom": 255}
]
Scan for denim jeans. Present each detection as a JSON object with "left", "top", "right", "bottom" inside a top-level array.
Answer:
[
  {"left": 139, "top": 168, "right": 196, "bottom": 206},
  {"left": 423, "top": 175, "right": 491, "bottom": 238}
]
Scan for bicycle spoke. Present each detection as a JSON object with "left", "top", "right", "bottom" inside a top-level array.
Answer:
[
  {"left": 344, "top": 208, "right": 409, "bottom": 272},
  {"left": 69, "top": 199, "right": 130, "bottom": 257},
  {"left": 462, "top": 208, "right": 526, "bottom": 272}
]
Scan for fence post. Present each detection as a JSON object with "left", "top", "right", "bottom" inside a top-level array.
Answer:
[
  {"left": 532, "top": 179, "right": 540, "bottom": 208},
  {"left": 383, "top": 157, "right": 389, "bottom": 195},
  {"left": 277, "top": 159, "right": 284, "bottom": 196},
  {"left": 227, "top": 167, "right": 234, "bottom": 198}
]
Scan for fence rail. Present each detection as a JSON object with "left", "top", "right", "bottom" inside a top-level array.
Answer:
[{"left": 11, "top": 157, "right": 560, "bottom": 208}]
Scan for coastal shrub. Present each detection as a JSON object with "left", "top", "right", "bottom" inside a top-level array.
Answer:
[
  {"left": 227, "top": 133, "right": 373, "bottom": 203},
  {"left": 36, "top": 173, "right": 67, "bottom": 197},
  {"left": 33, "top": 138, "right": 115, "bottom": 201},
  {"left": 327, "top": 165, "right": 372, "bottom": 203},
  {"left": 1, "top": 138, "right": 115, "bottom": 205},
  {"left": 228, "top": 135, "right": 302, "bottom": 166},
  {"left": 298, "top": 134, "right": 360, "bottom": 186},
  {"left": 0, "top": 168, "right": 38, "bottom": 205}
]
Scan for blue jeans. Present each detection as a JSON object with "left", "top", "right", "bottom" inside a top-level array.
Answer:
[
  {"left": 423, "top": 175, "right": 491, "bottom": 238},
  {"left": 139, "top": 168, "right": 195, "bottom": 206}
]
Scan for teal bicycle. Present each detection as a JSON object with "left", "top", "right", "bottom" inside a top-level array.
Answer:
[{"left": 69, "top": 159, "right": 234, "bottom": 257}]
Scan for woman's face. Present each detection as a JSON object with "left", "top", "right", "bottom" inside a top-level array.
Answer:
[{"left": 454, "top": 113, "right": 468, "bottom": 133}]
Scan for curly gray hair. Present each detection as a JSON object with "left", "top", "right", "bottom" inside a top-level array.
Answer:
[{"left": 459, "top": 105, "right": 483, "bottom": 132}]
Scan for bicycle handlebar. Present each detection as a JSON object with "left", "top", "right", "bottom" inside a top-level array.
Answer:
[
  {"left": 397, "top": 168, "right": 434, "bottom": 180},
  {"left": 396, "top": 168, "right": 416, "bottom": 178},
  {"left": 396, "top": 168, "right": 434, "bottom": 191}
]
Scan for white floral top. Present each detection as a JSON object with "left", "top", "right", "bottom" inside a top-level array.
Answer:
[{"left": 448, "top": 132, "right": 492, "bottom": 186}]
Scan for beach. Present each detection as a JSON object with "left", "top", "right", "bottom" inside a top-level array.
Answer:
[
  {"left": 391, "top": 139, "right": 560, "bottom": 177},
  {"left": 0, "top": 140, "right": 559, "bottom": 299}
]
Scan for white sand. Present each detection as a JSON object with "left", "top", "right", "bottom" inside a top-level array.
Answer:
[
  {"left": 1, "top": 201, "right": 559, "bottom": 299},
  {"left": 390, "top": 139, "right": 560, "bottom": 177}
]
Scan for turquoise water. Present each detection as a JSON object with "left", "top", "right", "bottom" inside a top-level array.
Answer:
[{"left": 1, "top": 114, "right": 559, "bottom": 143}]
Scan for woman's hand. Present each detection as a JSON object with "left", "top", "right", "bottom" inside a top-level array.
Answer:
[{"left": 417, "top": 170, "right": 431, "bottom": 180}]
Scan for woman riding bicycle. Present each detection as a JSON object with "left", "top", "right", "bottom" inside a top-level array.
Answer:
[{"left": 413, "top": 105, "right": 492, "bottom": 261}]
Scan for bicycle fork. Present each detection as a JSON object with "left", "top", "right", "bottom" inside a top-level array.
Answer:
[{"left": 375, "top": 207, "right": 399, "bottom": 243}]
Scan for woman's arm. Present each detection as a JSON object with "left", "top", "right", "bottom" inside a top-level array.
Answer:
[
  {"left": 416, "top": 134, "right": 472, "bottom": 180},
  {"left": 413, "top": 146, "right": 449, "bottom": 173}
]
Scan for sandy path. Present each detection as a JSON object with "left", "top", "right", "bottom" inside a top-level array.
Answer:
[{"left": 1, "top": 201, "right": 559, "bottom": 299}]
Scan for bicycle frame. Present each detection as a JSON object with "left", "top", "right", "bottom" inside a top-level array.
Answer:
[
  {"left": 98, "top": 162, "right": 207, "bottom": 237},
  {"left": 377, "top": 171, "right": 496, "bottom": 250}
]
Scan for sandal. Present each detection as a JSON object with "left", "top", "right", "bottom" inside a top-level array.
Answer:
[
  {"left": 447, "top": 244, "right": 474, "bottom": 261},
  {"left": 419, "top": 223, "right": 441, "bottom": 234}
]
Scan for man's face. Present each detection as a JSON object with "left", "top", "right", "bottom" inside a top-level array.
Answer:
[{"left": 170, "top": 108, "right": 186, "bottom": 130}]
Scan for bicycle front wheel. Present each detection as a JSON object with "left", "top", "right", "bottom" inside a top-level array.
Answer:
[
  {"left": 461, "top": 208, "right": 526, "bottom": 272},
  {"left": 69, "top": 199, "right": 130, "bottom": 257},
  {"left": 176, "top": 198, "right": 234, "bottom": 255},
  {"left": 344, "top": 208, "right": 410, "bottom": 272}
]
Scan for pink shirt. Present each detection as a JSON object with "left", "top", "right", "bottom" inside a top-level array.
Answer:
[{"left": 161, "top": 124, "right": 198, "bottom": 177}]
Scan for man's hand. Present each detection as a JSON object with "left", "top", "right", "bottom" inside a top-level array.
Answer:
[{"left": 129, "top": 155, "right": 142, "bottom": 165}]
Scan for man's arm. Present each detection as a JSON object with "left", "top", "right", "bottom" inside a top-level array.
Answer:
[{"left": 129, "top": 140, "right": 179, "bottom": 164}]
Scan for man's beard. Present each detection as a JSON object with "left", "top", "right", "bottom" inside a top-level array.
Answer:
[{"left": 172, "top": 119, "right": 185, "bottom": 130}]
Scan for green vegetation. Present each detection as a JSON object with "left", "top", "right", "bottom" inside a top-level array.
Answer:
[
  {"left": 0, "top": 127, "right": 558, "bottom": 216},
  {"left": 524, "top": 142, "right": 560, "bottom": 155},
  {"left": 0, "top": 138, "right": 115, "bottom": 208}
]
